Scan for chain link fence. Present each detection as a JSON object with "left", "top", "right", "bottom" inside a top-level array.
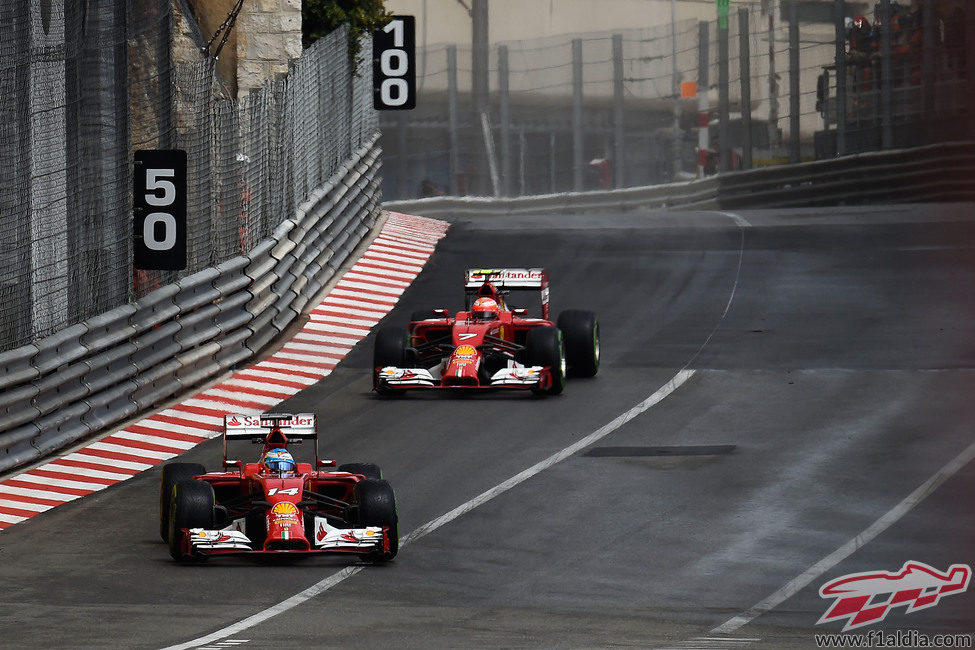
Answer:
[
  {"left": 380, "top": 2, "right": 973, "bottom": 201},
  {"left": 0, "top": 1, "right": 377, "bottom": 354}
]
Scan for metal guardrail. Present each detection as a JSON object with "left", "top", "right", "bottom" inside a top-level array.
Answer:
[
  {"left": 385, "top": 142, "right": 975, "bottom": 217},
  {"left": 0, "top": 136, "right": 382, "bottom": 474}
]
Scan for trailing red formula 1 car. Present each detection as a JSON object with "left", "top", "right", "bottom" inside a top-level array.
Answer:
[
  {"left": 159, "top": 413, "right": 397, "bottom": 563},
  {"left": 373, "top": 268, "right": 599, "bottom": 396}
]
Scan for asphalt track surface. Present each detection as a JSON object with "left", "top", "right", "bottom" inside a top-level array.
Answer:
[{"left": 1, "top": 204, "right": 973, "bottom": 649}]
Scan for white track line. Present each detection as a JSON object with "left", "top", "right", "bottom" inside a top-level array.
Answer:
[
  {"left": 160, "top": 370, "right": 696, "bottom": 650},
  {"left": 709, "top": 438, "right": 975, "bottom": 635}
]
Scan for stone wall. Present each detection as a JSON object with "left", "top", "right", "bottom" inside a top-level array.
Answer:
[{"left": 236, "top": 0, "right": 303, "bottom": 98}]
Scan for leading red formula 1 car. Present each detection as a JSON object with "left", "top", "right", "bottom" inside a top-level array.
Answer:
[
  {"left": 373, "top": 268, "right": 599, "bottom": 396},
  {"left": 159, "top": 413, "right": 397, "bottom": 563}
]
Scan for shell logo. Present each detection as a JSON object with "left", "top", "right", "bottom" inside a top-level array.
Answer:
[
  {"left": 271, "top": 502, "right": 299, "bottom": 516},
  {"left": 455, "top": 345, "right": 477, "bottom": 357}
]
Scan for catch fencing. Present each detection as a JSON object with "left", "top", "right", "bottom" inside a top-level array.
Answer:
[
  {"left": 0, "top": 3, "right": 382, "bottom": 472},
  {"left": 385, "top": 141, "right": 975, "bottom": 216},
  {"left": 0, "top": 2, "right": 377, "bottom": 354},
  {"left": 380, "top": 1, "right": 975, "bottom": 201}
]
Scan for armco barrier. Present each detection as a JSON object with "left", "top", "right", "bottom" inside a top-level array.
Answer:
[
  {"left": 0, "top": 136, "right": 382, "bottom": 474},
  {"left": 385, "top": 142, "right": 975, "bottom": 217}
]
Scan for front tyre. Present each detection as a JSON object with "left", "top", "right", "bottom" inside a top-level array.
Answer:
[
  {"left": 159, "top": 462, "right": 206, "bottom": 542},
  {"left": 373, "top": 327, "right": 408, "bottom": 396},
  {"left": 352, "top": 479, "right": 398, "bottom": 562},
  {"left": 526, "top": 326, "right": 565, "bottom": 395},
  {"left": 168, "top": 479, "right": 215, "bottom": 562},
  {"left": 557, "top": 310, "right": 600, "bottom": 377}
]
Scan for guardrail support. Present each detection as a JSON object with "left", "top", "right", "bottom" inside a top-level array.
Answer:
[
  {"left": 834, "top": 0, "right": 847, "bottom": 157},
  {"left": 447, "top": 45, "right": 460, "bottom": 196},
  {"left": 739, "top": 7, "right": 753, "bottom": 170},
  {"left": 789, "top": 0, "right": 801, "bottom": 163},
  {"left": 572, "top": 38, "right": 584, "bottom": 192},
  {"left": 613, "top": 34, "right": 625, "bottom": 188},
  {"left": 499, "top": 44, "right": 511, "bottom": 197}
]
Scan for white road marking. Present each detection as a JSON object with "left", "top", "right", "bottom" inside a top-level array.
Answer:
[
  {"left": 709, "top": 438, "right": 975, "bottom": 635},
  {"left": 159, "top": 370, "right": 697, "bottom": 650}
]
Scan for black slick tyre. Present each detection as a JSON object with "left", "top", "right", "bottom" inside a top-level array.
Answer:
[
  {"left": 338, "top": 462, "right": 383, "bottom": 480},
  {"left": 159, "top": 462, "right": 206, "bottom": 542},
  {"left": 168, "top": 479, "right": 215, "bottom": 561},
  {"left": 373, "top": 327, "right": 408, "bottom": 396},
  {"left": 526, "top": 326, "right": 565, "bottom": 395},
  {"left": 557, "top": 310, "right": 600, "bottom": 377},
  {"left": 352, "top": 478, "right": 398, "bottom": 562}
]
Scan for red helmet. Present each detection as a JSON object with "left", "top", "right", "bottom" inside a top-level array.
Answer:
[
  {"left": 471, "top": 297, "right": 500, "bottom": 321},
  {"left": 853, "top": 15, "right": 869, "bottom": 30}
]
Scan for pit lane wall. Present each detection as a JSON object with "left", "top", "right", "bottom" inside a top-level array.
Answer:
[
  {"left": 0, "top": 137, "right": 381, "bottom": 475},
  {"left": 384, "top": 142, "right": 975, "bottom": 216}
]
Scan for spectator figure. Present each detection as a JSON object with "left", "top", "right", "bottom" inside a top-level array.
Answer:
[{"left": 847, "top": 15, "right": 875, "bottom": 103}]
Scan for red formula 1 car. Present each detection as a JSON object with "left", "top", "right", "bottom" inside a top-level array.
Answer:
[
  {"left": 159, "top": 413, "right": 397, "bottom": 563},
  {"left": 373, "top": 268, "right": 599, "bottom": 396}
]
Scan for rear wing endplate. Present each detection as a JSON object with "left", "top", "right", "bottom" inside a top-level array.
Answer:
[{"left": 464, "top": 268, "right": 550, "bottom": 319}]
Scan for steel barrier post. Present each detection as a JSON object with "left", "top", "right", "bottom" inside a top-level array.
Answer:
[
  {"left": 499, "top": 44, "right": 511, "bottom": 197},
  {"left": 789, "top": 1, "right": 801, "bottom": 163},
  {"left": 613, "top": 34, "right": 625, "bottom": 188},
  {"left": 739, "top": 7, "right": 753, "bottom": 169},
  {"left": 447, "top": 45, "right": 460, "bottom": 195},
  {"left": 572, "top": 38, "right": 584, "bottom": 192}
]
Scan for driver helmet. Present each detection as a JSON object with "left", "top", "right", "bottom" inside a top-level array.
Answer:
[
  {"left": 262, "top": 448, "right": 296, "bottom": 476},
  {"left": 852, "top": 15, "right": 869, "bottom": 30},
  {"left": 471, "top": 297, "right": 500, "bottom": 321}
]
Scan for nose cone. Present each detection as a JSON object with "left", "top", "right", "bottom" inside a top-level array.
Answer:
[{"left": 442, "top": 344, "right": 481, "bottom": 386}]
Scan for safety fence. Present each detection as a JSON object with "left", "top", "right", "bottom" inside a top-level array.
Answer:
[
  {"left": 381, "top": 2, "right": 974, "bottom": 202},
  {"left": 384, "top": 140, "right": 975, "bottom": 217},
  {"left": 0, "top": 3, "right": 376, "bottom": 355},
  {"left": 0, "top": 137, "right": 381, "bottom": 474}
]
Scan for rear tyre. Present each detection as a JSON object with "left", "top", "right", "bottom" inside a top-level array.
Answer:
[
  {"left": 159, "top": 462, "right": 206, "bottom": 542},
  {"left": 373, "top": 327, "right": 408, "bottom": 396},
  {"left": 352, "top": 479, "right": 398, "bottom": 562},
  {"left": 338, "top": 462, "right": 383, "bottom": 480},
  {"left": 168, "top": 479, "right": 215, "bottom": 561},
  {"left": 526, "top": 326, "right": 565, "bottom": 395},
  {"left": 557, "top": 310, "right": 600, "bottom": 377}
]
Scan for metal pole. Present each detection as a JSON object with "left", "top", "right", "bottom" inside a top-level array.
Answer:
[
  {"left": 498, "top": 44, "right": 510, "bottom": 196},
  {"left": 768, "top": 4, "right": 779, "bottom": 150},
  {"left": 671, "top": 0, "right": 682, "bottom": 179},
  {"left": 397, "top": 112, "right": 408, "bottom": 198},
  {"left": 572, "top": 38, "right": 584, "bottom": 192},
  {"left": 447, "top": 45, "right": 460, "bottom": 195},
  {"left": 738, "top": 7, "right": 753, "bottom": 169},
  {"left": 789, "top": 0, "right": 801, "bottom": 163},
  {"left": 921, "top": 0, "right": 934, "bottom": 117},
  {"left": 879, "top": 0, "right": 893, "bottom": 149},
  {"left": 549, "top": 131, "right": 557, "bottom": 193},
  {"left": 719, "top": 10, "right": 730, "bottom": 171},
  {"left": 834, "top": 0, "right": 847, "bottom": 156},
  {"left": 967, "top": 0, "right": 975, "bottom": 137},
  {"left": 471, "top": 0, "right": 489, "bottom": 112},
  {"left": 518, "top": 128, "right": 526, "bottom": 195},
  {"left": 613, "top": 33, "right": 625, "bottom": 188},
  {"left": 698, "top": 21, "right": 710, "bottom": 177}
]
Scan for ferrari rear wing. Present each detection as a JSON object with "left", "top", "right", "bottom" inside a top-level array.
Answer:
[
  {"left": 222, "top": 413, "right": 321, "bottom": 467},
  {"left": 464, "top": 268, "right": 550, "bottom": 319}
]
